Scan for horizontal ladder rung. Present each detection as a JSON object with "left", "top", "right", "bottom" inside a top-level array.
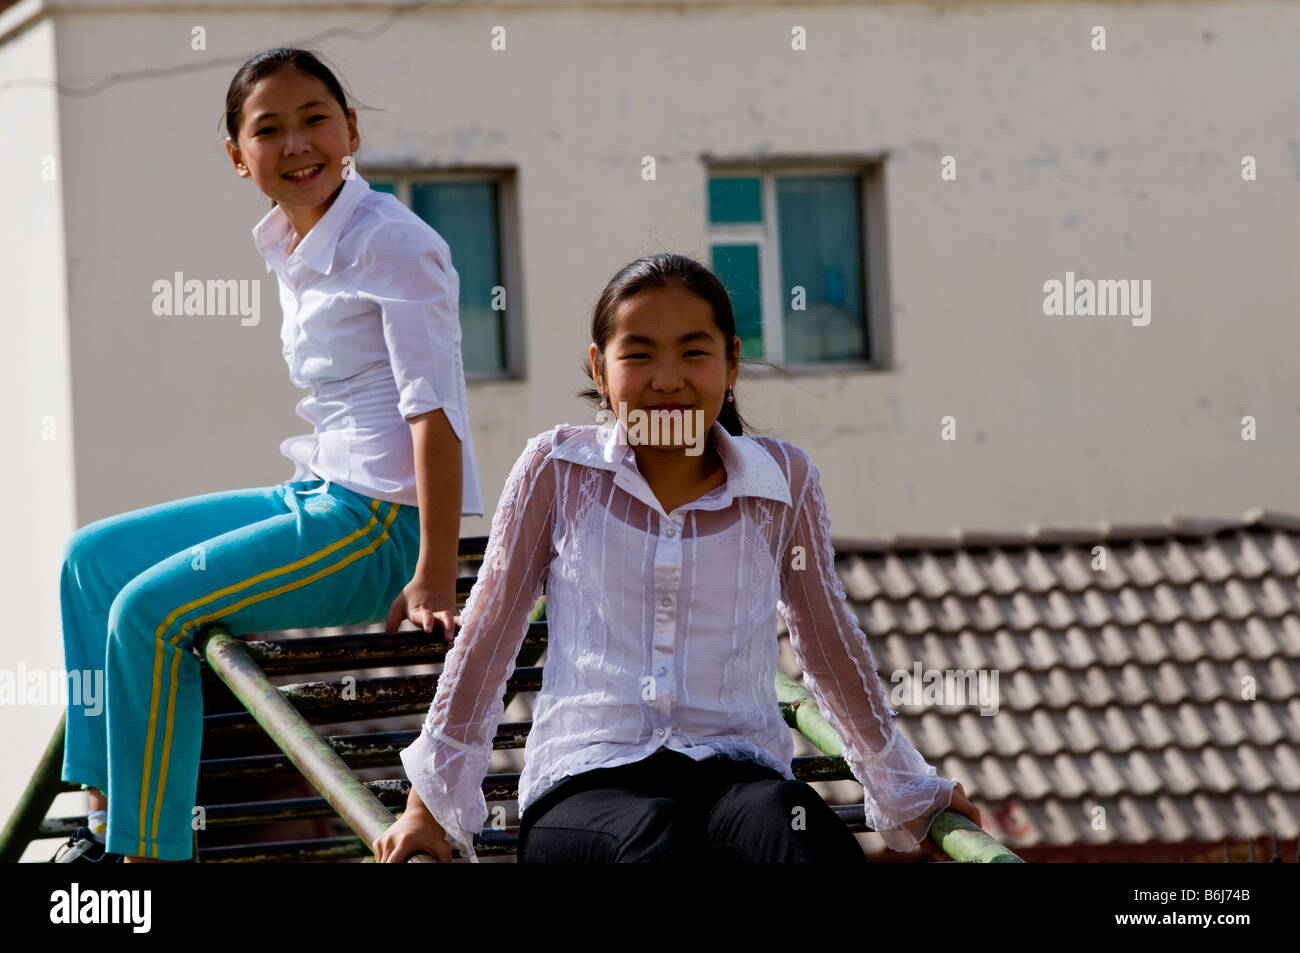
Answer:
[
  {"left": 201, "top": 669, "right": 545, "bottom": 736},
  {"left": 212, "top": 622, "right": 547, "bottom": 676}
]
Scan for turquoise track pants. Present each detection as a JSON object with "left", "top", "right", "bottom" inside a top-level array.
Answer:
[{"left": 58, "top": 478, "right": 422, "bottom": 860}]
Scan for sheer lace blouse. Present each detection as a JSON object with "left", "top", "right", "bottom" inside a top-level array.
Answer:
[{"left": 400, "top": 421, "right": 956, "bottom": 861}]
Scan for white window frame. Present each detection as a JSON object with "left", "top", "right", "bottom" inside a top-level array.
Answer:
[{"left": 706, "top": 163, "right": 887, "bottom": 372}]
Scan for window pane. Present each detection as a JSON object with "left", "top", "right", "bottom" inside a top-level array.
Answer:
[
  {"left": 777, "top": 175, "right": 868, "bottom": 363},
  {"left": 411, "top": 182, "right": 505, "bottom": 374},
  {"left": 708, "top": 176, "right": 763, "bottom": 224},
  {"left": 711, "top": 243, "right": 763, "bottom": 359}
]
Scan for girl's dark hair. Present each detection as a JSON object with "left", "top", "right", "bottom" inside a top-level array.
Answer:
[
  {"left": 222, "top": 48, "right": 355, "bottom": 209},
  {"left": 579, "top": 253, "right": 748, "bottom": 436}
]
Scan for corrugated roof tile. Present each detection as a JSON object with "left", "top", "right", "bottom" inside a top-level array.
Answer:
[
  {"left": 989, "top": 711, "right": 1028, "bottom": 756},
  {"left": 975, "top": 754, "right": 1016, "bottom": 800},
  {"left": 1134, "top": 702, "right": 1175, "bottom": 748},
  {"left": 1133, "top": 622, "right": 1169, "bottom": 664},
  {"left": 1276, "top": 616, "right": 1300, "bottom": 655},
  {"left": 933, "top": 593, "right": 973, "bottom": 632},
  {"left": 1205, "top": 699, "right": 1247, "bottom": 747},
  {"left": 1111, "top": 795, "right": 1155, "bottom": 842},
  {"left": 1262, "top": 529, "right": 1300, "bottom": 575},
  {"left": 954, "top": 629, "right": 989, "bottom": 669},
  {"left": 1266, "top": 743, "right": 1300, "bottom": 789},
  {"left": 1240, "top": 615, "right": 1280, "bottom": 659},
  {"left": 839, "top": 557, "right": 882, "bottom": 601},
  {"left": 1204, "top": 619, "right": 1241, "bottom": 661},
  {"left": 1242, "top": 700, "right": 1285, "bottom": 747},
  {"left": 1050, "top": 753, "right": 1091, "bottom": 800},
  {"left": 1024, "top": 627, "right": 1060, "bottom": 670},
  {"left": 1150, "top": 583, "right": 1188, "bottom": 624},
  {"left": 992, "top": 630, "right": 1026, "bottom": 672},
  {"left": 1156, "top": 539, "right": 1203, "bottom": 585},
  {"left": 1153, "top": 662, "right": 1191, "bottom": 704},
  {"left": 1124, "top": 750, "right": 1165, "bottom": 796},
  {"left": 878, "top": 553, "right": 919, "bottom": 600},
  {"left": 953, "top": 711, "right": 992, "bottom": 758},
  {"left": 916, "top": 711, "right": 954, "bottom": 759},
  {"left": 1230, "top": 744, "right": 1276, "bottom": 793},
  {"left": 1186, "top": 539, "right": 1237, "bottom": 582},
  {"left": 1061, "top": 705, "right": 1101, "bottom": 752},
  {"left": 1042, "top": 667, "right": 1079, "bottom": 707},
  {"left": 1188, "top": 793, "right": 1228, "bottom": 841},
  {"left": 1230, "top": 533, "right": 1274, "bottom": 578},
  {"left": 1096, "top": 623, "right": 1133, "bottom": 665},
  {"left": 1157, "top": 748, "right": 1202, "bottom": 796},
  {"left": 1020, "top": 548, "right": 1060, "bottom": 593},
  {"left": 1190, "top": 580, "right": 1232, "bottom": 621},
  {"left": 1085, "top": 751, "right": 1127, "bottom": 797},
  {"left": 1053, "top": 548, "right": 1096, "bottom": 592},
  {"left": 1265, "top": 656, "right": 1298, "bottom": 697},
  {"left": 1025, "top": 708, "right": 1063, "bottom": 754},
  {"left": 1263, "top": 791, "right": 1300, "bottom": 838},
  {"left": 1222, "top": 577, "right": 1262, "bottom": 619},
  {"left": 1117, "top": 542, "right": 1164, "bottom": 587},
  {"left": 1098, "top": 705, "right": 1139, "bottom": 752},
  {"left": 1045, "top": 589, "right": 1080, "bottom": 628},
  {"left": 973, "top": 593, "right": 1005, "bottom": 631},
  {"left": 912, "top": 551, "right": 954, "bottom": 598},
  {"left": 1115, "top": 662, "right": 1154, "bottom": 706},
  {"left": 1060, "top": 626, "right": 1098, "bottom": 668},
  {"left": 1079, "top": 666, "right": 1117, "bottom": 708},
  {"left": 1168, "top": 619, "right": 1205, "bottom": 662},
  {"left": 1172, "top": 701, "right": 1213, "bottom": 747},
  {"left": 1014, "top": 753, "right": 1055, "bottom": 799},
  {"left": 1190, "top": 658, "right": 1226, "bottom": 702},
  {"left": 948, "top": 551, "right": 989, "bottom": 597}
]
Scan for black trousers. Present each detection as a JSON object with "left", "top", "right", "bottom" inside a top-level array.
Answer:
[{"left": 517, "top": 747, "right": 867, "bottom": 863}]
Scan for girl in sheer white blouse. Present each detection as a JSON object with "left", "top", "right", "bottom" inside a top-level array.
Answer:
[{"left": 374, "top": 253, "right": 980, "bottom": 863}]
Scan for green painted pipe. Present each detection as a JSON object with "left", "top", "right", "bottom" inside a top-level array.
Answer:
[
  {"left": 0, "top": 711, "right": 68, "bottom": 863},
  {"left": 195, "top": 623, "right": 436, "bottom": 863},
  {"left": 773, "top": 669, "right": 1023, "bottom": 863}
]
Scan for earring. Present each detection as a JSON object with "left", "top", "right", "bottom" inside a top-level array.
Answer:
[
  {"left": 726, "top": 388, "right": 735, "bottom": 404},
  {"left": 600, "top": 392, "right": 609, "bottom": 410}
]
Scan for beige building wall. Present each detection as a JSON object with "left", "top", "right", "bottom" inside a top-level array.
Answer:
[{"left": 4, "top": 0, "right": 1298, "bottom": 846}]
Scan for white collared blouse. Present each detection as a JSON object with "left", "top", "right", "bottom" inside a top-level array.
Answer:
[
  {"left": 253, "top": 170, "right": 484, "bottom": 513},
  {"left": 400, "top": 421, "right": 957, "bottom": 862}
]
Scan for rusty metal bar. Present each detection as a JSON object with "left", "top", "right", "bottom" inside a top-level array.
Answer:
[{"left": 194, "top": 623, "right": 438, "bottom": 862}]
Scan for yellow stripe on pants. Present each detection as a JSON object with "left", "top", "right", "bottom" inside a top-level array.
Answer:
[{"left": 136, "top": 499, "right": 397, "bottom": 857}]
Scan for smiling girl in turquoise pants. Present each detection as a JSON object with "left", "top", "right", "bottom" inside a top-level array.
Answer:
[{"left": 57, "top": 47, "right": 482, "bottom": 862}]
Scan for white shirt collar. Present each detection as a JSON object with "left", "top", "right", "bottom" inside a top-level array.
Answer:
[
  {"left": 546, "top": 418, "right": 792, "bottom": 516},
  {"left": 252, "top": 170, "right": 371, "bottom": 276}
]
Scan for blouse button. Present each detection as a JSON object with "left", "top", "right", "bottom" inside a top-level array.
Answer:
[
  {"left": 656, "top": 728, "right": 666, "bottom": 737},
  {"left": 660, "top": 597, "right": 671, "bottom": 607},
  {"left": 656, "top": 666, "right": 667, "bottom": 676},
  {"left": 666, "top": 528, "right": 676, "bottom": 538}
]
